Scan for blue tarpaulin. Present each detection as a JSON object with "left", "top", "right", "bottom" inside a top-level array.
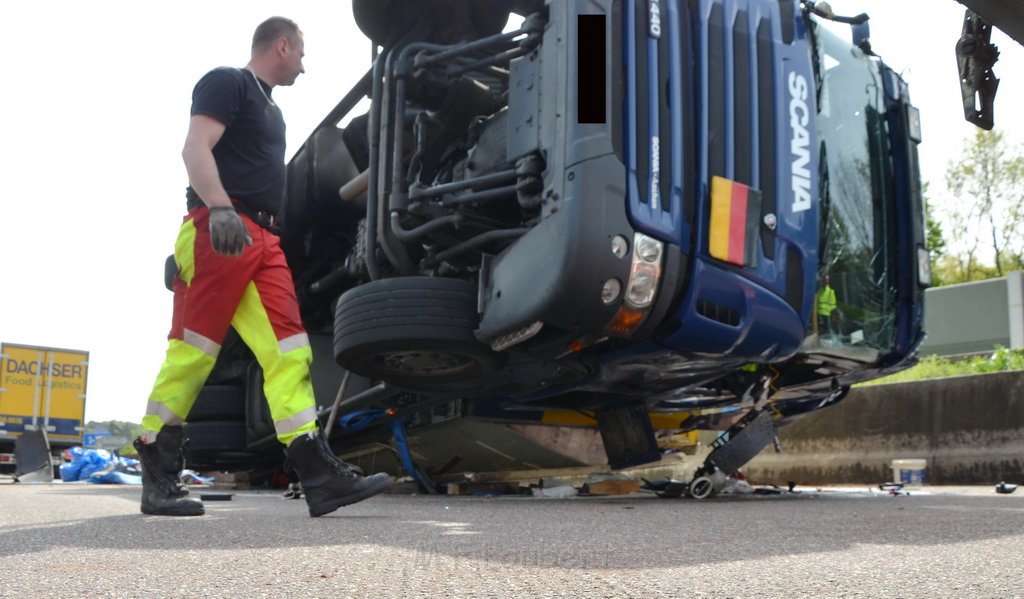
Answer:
[{"left": 59, "top": 447, "right": 142, "bottom": 485}]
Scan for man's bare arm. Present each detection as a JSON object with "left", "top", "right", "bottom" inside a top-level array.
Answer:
[{"left": 182, "top": 114, "right": 232, "bottom": 209}]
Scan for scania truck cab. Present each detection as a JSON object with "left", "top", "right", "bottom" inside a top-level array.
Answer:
[{"left": 183, "top": 0, "right": 927, "bottom": 490}]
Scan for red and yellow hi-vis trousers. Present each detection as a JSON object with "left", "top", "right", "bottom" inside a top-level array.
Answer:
[{"left": 142, "top": 208, "right": 318, "bottom": 446}]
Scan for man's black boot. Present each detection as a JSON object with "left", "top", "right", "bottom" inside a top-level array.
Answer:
[
  {"left": 286, "top": 431, "right": 391, "bottom": 517},
  {"left": 134, "top": 426, "right": 205, "bottom": 516}
]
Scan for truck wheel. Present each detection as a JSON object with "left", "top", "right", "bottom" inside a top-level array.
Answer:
[
  {"left": 333, "top": 277, "right": 504, "bottom": 384},
  {"left": 353, "top": 0, "right": 512, "bottom": 46},
  {"left": 187, "top": 385, "right": 246, "bottom": 422}
]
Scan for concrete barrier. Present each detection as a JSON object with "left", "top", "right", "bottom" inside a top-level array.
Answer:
[{"left": 745, "top": 371, "right": 1024, "bottom": 485}]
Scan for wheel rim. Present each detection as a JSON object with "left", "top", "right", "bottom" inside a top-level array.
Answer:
[
  {"left": 374, "top": 350, "right": 479, "bottom": 378},
  {"left": 689, "top": 476, "right": 714, "bottom": 499}
]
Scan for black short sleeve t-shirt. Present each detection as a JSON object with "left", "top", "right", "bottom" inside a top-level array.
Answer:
[{"left": 186, "top": 67, "right": 286, "bottom": 214}]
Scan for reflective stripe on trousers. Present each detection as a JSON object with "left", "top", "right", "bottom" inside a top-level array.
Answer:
[{"left": 142, "top": 208, "right": 318, "bottom": 445}]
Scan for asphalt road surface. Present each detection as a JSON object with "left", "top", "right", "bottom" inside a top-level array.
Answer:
[{"left": 0, "top": 482, "right": 1021, "bottom": 598}]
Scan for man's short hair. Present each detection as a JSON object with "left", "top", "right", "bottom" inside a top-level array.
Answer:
[{"left": 252, "top": 17, "right": 302, "bottom": 50}]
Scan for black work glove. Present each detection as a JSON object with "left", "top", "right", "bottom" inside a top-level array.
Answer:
[{"left": 208, "top": 206, "right": 252, "bottom": 256}]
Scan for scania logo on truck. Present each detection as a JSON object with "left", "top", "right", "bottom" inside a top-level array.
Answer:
[
  {"left": 648, "top": 0, "right": 661, "bottom": 38},
  {"left": 788, "top": 72, "right": 812, "bottom": 213}
]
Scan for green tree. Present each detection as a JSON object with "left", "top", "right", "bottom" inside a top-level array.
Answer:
[
  {"left": 85, "top": 420, "right": 143, "bottom": 454},
  {"left": 85, "top": 420, "right": 142, "bottom": 439},
  {"left": 922, "top": 182, "right": 949, "bottom": 285},
  {"left": 931, "top": 253, "right": 999, "bottom": 286},
  {"left": 944, "top": 129, "right": 1024, "bottom": 281}
]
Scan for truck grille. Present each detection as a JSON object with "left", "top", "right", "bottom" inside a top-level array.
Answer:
[
  {"left": 625, "top": 0, "right": 696, "bottom": 247},
  {"left": 625, "top": 0, "right": 791, "bottom": 257},
  {"left": 703, "top": 0, "right": 790, "bottom": 260}
]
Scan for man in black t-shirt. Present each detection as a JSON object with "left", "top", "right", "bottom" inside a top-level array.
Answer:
[{"left": 136, "top": 16, "right": 390, "bottom": 518}]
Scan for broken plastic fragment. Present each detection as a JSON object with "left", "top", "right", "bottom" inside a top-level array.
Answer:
[{"left": 995, "top": 481, "right": 1018, "bottom": 494}]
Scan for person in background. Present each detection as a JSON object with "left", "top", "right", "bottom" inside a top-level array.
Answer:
[
  {"left": 135, "top": 16, "right": 390, "bottom": 517},
  {"left": 817, "top": 274, "right": 839, "bottom": 336}
]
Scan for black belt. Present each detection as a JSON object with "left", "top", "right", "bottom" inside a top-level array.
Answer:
[
  {"left": 233, "top": 204, "right": 278, "bottom": 230},
  {"left": 186, "top": 194, "right": 277, "bottom": 231}
]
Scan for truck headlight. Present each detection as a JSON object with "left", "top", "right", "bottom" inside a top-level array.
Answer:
[
  {"left": 625, "top": 233, "right": 663, "bottom": 309},
  {"left": 635, "top": 235, "right": 663, "bottom": 263},
  {"left": 606, "top": 232, "right": 665, "bottom": 336},
  {"left": 626, "top": 266, "right": 659, "bottom": 308}
]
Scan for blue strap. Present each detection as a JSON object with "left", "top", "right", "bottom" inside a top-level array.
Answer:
[
  {"left": 337, "top": 408, "right": 435, "bottom": 492},
  {"left": 389, "top": 417, "right": 436, "bottom": 493},
  {"left": 337, "top": 408, "right": 387, "bottom": 431}
]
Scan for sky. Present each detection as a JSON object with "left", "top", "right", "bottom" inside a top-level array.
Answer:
[{"left": 1, "top": 1, "right": 1022, "bottom": 424}]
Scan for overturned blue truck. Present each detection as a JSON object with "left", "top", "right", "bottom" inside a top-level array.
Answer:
[{"left": 181, "top": 0, "right": 928, "bottom": 496}]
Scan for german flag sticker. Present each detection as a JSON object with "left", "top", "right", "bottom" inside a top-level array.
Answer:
[{"left": 709, "top": 176, "right": 761, "bottom": 266}]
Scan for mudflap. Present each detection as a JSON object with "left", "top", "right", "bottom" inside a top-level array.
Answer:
[
  {"left": 596, "top": 401, "right": 661, "bottom": 470},
  {"left": 14, "top": 429, "right": 54, "bottom": 482},
  {"left": 703, "top": 410, "right": 775, "bottom": 475}
]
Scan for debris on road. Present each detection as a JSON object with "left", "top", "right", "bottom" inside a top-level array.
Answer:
[
  {"left": 996, "top": 481, "right": 1018, "bottom": 494},
  {"left": 642, "top": 479, "right": 688, "bottom": 498},
  {"left": 879, "top": 482, "right": 907, "bottom": 495},
  {"left": 531, "top": 485, "right": 577, "bottom": 498},
  {"left": 532, "top": 476, "right": 578, "bottom": 497},
  {"left": 580, "top": 473, "right": 641, "bottom": 496},
  {"left": 721, "top": 476, "right": 754, "bottom": 495},
  {"left": 180, "top": 469, "right": 214, "bottom": 485}
]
